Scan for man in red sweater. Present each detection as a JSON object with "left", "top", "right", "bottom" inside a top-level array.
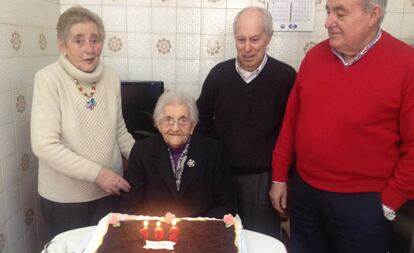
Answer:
[{"left": 270, "top": 0, "right": 414, "bottom": 252}]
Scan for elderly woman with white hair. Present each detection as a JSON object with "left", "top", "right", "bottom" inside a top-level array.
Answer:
[{"left": 122, "top": 91, "right": 236, "bottom": 218}]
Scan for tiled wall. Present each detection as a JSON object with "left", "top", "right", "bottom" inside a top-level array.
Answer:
[
  {"left": 0, "top": 0, "right": 412, "bottom": 253},
  {"left": 0, "top": 0, "right": 60, "bottom": 252},
  {"left": 61, "top": 0, "right": 414, "bottom": 98}
]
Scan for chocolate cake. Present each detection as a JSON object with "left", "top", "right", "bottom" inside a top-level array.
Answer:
[{"left": 83, "top": 214, "right": 242, "bottom": 253}]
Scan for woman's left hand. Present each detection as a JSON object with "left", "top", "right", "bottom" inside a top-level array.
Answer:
[{"left": 95, "top": 166, "right": 131, "bottom": 195}]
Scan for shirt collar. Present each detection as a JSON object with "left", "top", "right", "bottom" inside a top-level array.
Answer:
[
  {"left": 332, "top": 29, "right": 382, "bottom": 66},
  {"left": 235, "top": 54, "right": 268, "bottom": 84}
]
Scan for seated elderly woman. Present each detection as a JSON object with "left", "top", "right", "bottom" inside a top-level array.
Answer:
[{"left": 121, "top": 91, "right": 235, "bottom": 218}]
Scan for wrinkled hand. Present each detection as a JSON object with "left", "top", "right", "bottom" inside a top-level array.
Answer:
[
  {"left": 95, "top": 166, "right": 131, "bottom": 195},
  {"left": 269, "top": 183, "right": 288, "bottom": 214}
]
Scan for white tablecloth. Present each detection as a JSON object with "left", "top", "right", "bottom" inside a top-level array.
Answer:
[{"left": 42, "top": 226, "right": 286, "bottom": 253}]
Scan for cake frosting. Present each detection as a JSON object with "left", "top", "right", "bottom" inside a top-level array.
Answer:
[{"left": 83, "top": 213, "right": 242, "bottom": 253}]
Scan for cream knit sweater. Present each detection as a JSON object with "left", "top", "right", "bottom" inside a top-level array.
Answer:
[{"left": 31, "top": 56, "right": 135, "bottom": 203}]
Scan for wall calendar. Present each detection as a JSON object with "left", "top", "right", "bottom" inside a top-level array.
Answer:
[{"left": 266, "top": 0, "right": 316, "bottom": 32}]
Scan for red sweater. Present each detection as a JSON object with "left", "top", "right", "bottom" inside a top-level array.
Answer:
[{"left": 272, "top": 32, "right": 414, "bottom": 210}]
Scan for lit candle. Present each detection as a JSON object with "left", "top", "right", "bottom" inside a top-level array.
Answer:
[
  {"left": 168, "top": 219, "right": 180, "bottom": 242},
  {"left": 139, "top": 220, "right": 149, "bottom": 240},
  {"left": 154, "top": 221, "right": 164, "bottom": 241}
]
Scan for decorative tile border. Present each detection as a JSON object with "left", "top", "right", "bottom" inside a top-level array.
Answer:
[
  {"left": 25, "top": 208, "right": 34, "bottom": 226},
  {"left": 16, "top": 94, "right": 25, "bottom": 113},
  {"left": 39, "top": 33, "right": 47, "bottom": 50},
  {"left": 21, "top": 153, "right": 30, "bottom": 172},
  {"left": 11, "top": 31, "right": 22, "bottom": 51},
  {"left": 156, "top": 38, "right": 172, "bottom": 55},
  {"left": 108, "top": 36, "right": 123, "bottom": 53}
]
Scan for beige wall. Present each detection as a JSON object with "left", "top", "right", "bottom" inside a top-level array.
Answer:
[{"left": 0, "top": 0, "right": 412, "bottom": 252}]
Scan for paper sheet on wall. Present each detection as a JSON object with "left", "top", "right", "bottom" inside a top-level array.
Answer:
[{"left": 266, "top": 0, "right": 316, "bottom": 32}]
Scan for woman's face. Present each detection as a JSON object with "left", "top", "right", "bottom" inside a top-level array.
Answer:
[
  {"left": 58, "top": 22, "right": 102, "bottom": 73},
  {"left": 158, "top": 103, "right": 195, "bottom": 149}
]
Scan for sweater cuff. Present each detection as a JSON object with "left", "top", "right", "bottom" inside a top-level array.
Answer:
[
  {"left": 272, "top": 166, "right": 289, "bottom": 182},
  {"left": 85, "top": 163, "right": 102, "bottom": 183},
  {"left": 381, "top": 185, "right": 407, "bottom": 211}
]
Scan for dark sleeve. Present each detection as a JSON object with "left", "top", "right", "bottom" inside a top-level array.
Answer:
[
  {"left": 204, "top": 144, "right": 236, "bottom": 218},
  {"left": 120, "top": 143, "right": 146, "bottom": 214},
  {"left": 195, "top": 67, "right": 218, "bottom": 138}
]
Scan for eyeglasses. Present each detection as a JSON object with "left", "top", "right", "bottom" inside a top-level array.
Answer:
[{"left": 160, "top": 116, "right": 191, "bottom": 127}]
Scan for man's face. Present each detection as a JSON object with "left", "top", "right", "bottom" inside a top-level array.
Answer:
[
  {"left": 325, "top": 0, "right": 379, "bottom": 59},
  {"left": 234, "top": 9, "right": 272, "bottom": 72}
]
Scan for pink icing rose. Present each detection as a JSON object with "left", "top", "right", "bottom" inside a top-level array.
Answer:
[
  {"left": 223, "top": 214, "right": 234, "bottom": 228},
  {"left": 164, "top": 212, "right": 176, "bottom": 224},
  {"left": 109, "top": 214, "right": 120, "bottom": 227}
]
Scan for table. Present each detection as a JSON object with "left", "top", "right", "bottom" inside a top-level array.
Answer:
[{"left": 42, "top": 226, "right": 286, "bottom": 253}]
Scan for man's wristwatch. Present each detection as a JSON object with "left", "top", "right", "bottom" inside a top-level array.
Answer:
[{"left": 382, "top": 204, "right": 396, "bottom": 221}]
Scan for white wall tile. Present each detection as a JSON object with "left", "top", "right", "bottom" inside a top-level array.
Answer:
[
  {"left": 387, "top": 0, "right": 405, "bottom": 12},
  {"left": 201, "top": 8, "right": 226, "bottom": 35},
  {"left": 127, "top": 7, "right": 152, "bottom": 33},
  {"left": 102, "top": 0, "right": 126, "bottom": 5},
  {"left": 177, "top": 8, "right": 201, "bottom": 34},
  {"left": 199, "top": 60, "right": 220, "bottom": 86},
  {"left": 128, "top": 58, "right": 153, "bottom": 80},
  {"left": 227, "top": 0, "right": 250, "bottom": 9},
  {"left": 404, "top": 0, "right": 414, "bottom": 13},
  {"left": 6, "top": 211, "right": 24, "bottom": 252},
  {"left": 176, "top": 84, "right": 200, "bottom": 98},
  {"left": 127, "top": 0, "right": 151, "bottom": 6},
  {"left": 0, "top": 193, "right": 5, "bottom": 226},
  {"left": 176, "top": 34, "right": 201, "bottom": 59},
  {"left": 0, "top": 123, "right": 16, "bottom": 160},
  {"left": 177, "top": 0, "right": 201, "bottom": 7},
  {"left": 78, "top": 0, "right": 102, "bottom": 5},
  {"left": 4, "top": 183, "right": 20, "bottom": 220},
  {"left": 224, "top": 34, "right": 236, "bottom": 59},
  {"left": 225, "top": 8, "right": 240, "bottom": 35},
  {"left": 152, "top": 0, "right": 176, "bottom": 7},
  {"left": 152, "top": 7, "right": 177, "bottom": 34},
  {"left": 382, "top": 13, "right": 404, "bottom": 38},
  {"left": 176, "top": 60, "right": 200, "bottom": 86},
  {"left": 202, "top": 0, "right": 226, "bottom": 9},
  {"left": 0, "top": 59, "right": 11, "bottom": 93},
  {"left": 128, "top": 33, "right": 152, "bottom": 57},
  {"left": 0, "top": 92, "right": 13, "bottom": 129},
  {"left": 152, "top": 59, "right": 176, "bottom": 88},
  {"left": 102, "top": 5, "right": 127, "bottom": 32},
  {"left": 401, "top": 13, "right": 414, "bottom": 38},
  {"left": 103, "top": 57, "right": 129, "bottom": 80},
  {"left": 15, "top": 119, "right": 30, "bottom": 151}
]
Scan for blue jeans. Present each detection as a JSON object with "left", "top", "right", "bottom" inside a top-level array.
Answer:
[{"left": 289, "top": 171, "right": 391, "bottom": 253}]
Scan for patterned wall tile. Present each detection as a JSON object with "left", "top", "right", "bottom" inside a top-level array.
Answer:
[
  {"left": 176, "top": 34, "right": 201, "bottom": 60},
  {"left": 201, "top": 8, "right": 226, "bottom": 35},
  {"left": 202, "top": 0, "right": 226, "bottom": 9},
  {"left": 201, "top": 35, "right": 225, "bottom": 60},
  {"left": 24, "top": 208, "right": 34, "bottom": 226},
  {"left": 102, "top": 5, "right": 127, "bottom": 32},
  {"left": 177, "top": 8, "right": 201, "bottom": 34},
  {"left": 104, "top": 32, "right": 128, "bottom": 57},
  {"left": 128, "top": 58, "right": 153, "bottom": 80},
  {"left": 128, "top": 33, "right": 152, "bottom": 58},
  {"left": 177, "top": 0, "right": 201, "bottom": 7},
  {"left": 152, "top": 34, "right": 176, "bottom": 58},
  {"left": 20, "top": 153, "right": 30, "bottom": 173},
  {"left": 0, "top": 230, "right": 7, "bottom": 253},
  {"left": 152, "top": 7, "right": 177, "bottom": 34},
  {"left": 152, "top": 0, "right": 177, "bottom": 7},
  {"left": 127, "top": 7, "right": 152, "bottom": 33}
]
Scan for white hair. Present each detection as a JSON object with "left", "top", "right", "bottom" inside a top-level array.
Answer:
[
  {"left": 153, "top": 91, "right": 199, "bottom": 127},
  {"left": 233, "top": 7, "right": 273, "bottom": 36}
]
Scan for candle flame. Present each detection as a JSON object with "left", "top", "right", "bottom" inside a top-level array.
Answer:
[
  {"left": 171, "top": 219, "right": 177, "bottom": 226},
  {"left": 143, "top": 220, "right": 148, "bottom": 227},
  {"left": 156, "top": 221, "right": 161, "bottom": 227}
]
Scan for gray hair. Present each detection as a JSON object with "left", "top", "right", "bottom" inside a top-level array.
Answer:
[
  {"left": 153, "top": 91, "right": 199, "bottom": 127},
  {"left": 362, "top": 0, "right": 387, "bottom": 23},
  {"left": 57, "top": 6, "right": 105, "bottom": 43},
  {"left": 233, "top": 7, "right": 273, "bottom": 36}
]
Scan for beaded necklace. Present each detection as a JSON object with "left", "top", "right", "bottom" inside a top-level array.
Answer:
[{"left": 74, "top": 79, "right": 97, "bottom": 110}]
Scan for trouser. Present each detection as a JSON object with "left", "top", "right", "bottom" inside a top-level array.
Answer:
[
  {"left": 41, "top": 195, "right": 120, "bottom": 240},
  {"left": 290, "top": 171, "right": 391, "bottom": 253},
  {"left": 232, "top": 171, "right": 281, "bottom": 239}
]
